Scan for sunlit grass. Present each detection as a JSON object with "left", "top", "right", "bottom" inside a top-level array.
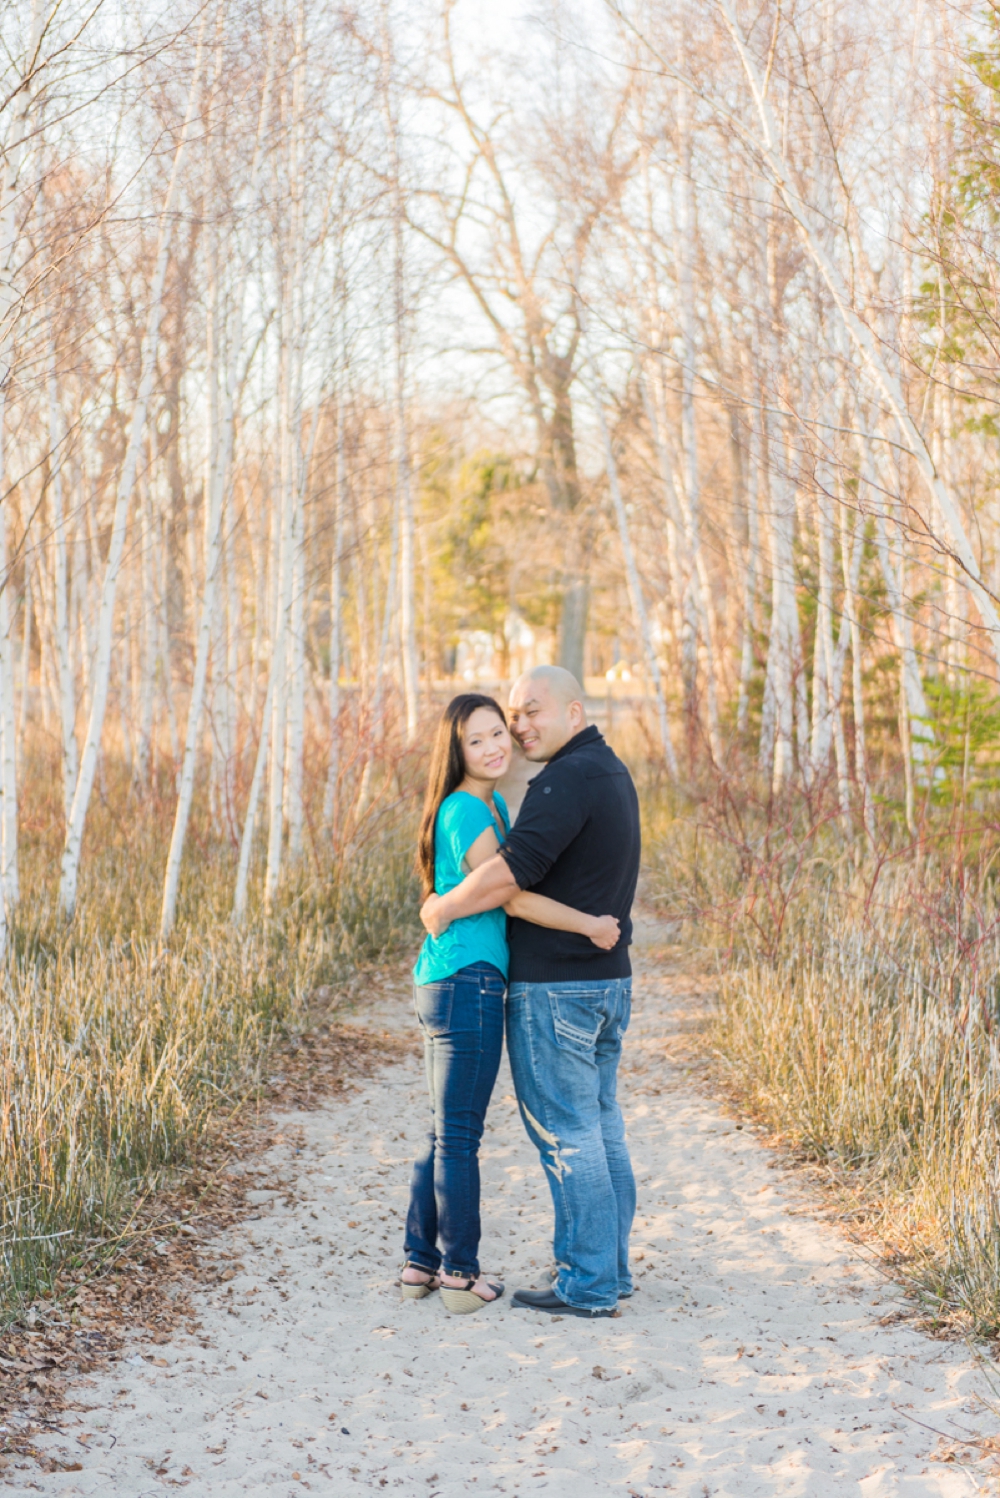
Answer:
[
  {"left": 0, "top": 742, "right": 421, "bottom": 1318},
  {"left": 646, "top": 788, "right": 1000, "bottom": 1335}
]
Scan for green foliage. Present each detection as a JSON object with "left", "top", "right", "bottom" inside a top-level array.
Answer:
[
  {"left": 437, "top": 453, "right": 519, "bottom": 638},
  {"left": 919, "top": 675, "right": 1000, "bottom": 806},
  {"left": 916, "top": 4, "right": 1000, "bottom": 427},
  {"left": 420, "top": 440, "right": 566, "bottom": 666}
]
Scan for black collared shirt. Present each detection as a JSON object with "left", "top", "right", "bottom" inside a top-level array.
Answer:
[{"left": 499, "top": 725, "right": 640, "bottom": 983}]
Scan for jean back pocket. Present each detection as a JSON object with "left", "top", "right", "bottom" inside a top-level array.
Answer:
[
  {"left": 414, "top": 980, "right": 455, "bottom": 1037},
  {"left": 548, "top": 988, "right": 604, "bottom": 1053}
]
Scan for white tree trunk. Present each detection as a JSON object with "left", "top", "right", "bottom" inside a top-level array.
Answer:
[
  {"left": 859, "top": 430, "right": 930, "bottom": 765},
  {"left": 323, "top": 394, "right": 346, "bottom": 827},
  {"left": 838, "top": 500, "right": 874, "bottom": 838},
  {"left": 159, "top": 233, "right": 229, "bottom": 939},
  {"left": 675, "top": 81, "right": 722, "bottom": 761},
  {"left": 233, "top": 663, "right": 276, "bottom": 925},
  {"left": 718, "top": 0, "right": 1000, "bottom": 670},
  {"left": 59, "top": 14, "right": 208, "bottom": 918},
  {"left": 379, "top": 5, "right": 418, "bottom": 740},
  {"left": 637, "top": 364, "right": 688, "bottom": 690},
  {"left": 0, "top": 0, "right": 47, "bottom": 919},
  {"left": 284, "top": 390, "right": 325, "bottom": 862},
  {"left": 136, "top": 472, "right": 155, "bottom": 788},
  {"left": 808, "top": 465, "right": 837, "bottom": 777},
  {"left": 759, "top": 439, "right": 799, "bottom": 792},
  {"left": 0, "top": 472, "right": 19, "bottom": 911},
  {"left": 736, "top": 400, "right": 760, "bottom": 735},
  {"left": 265, "top": 330, "right": 294, "bottom": 906},
  {"left": 285, "top": 481, "right": 306, "bottom": 860},
  {"left": 580, "top": 295, "right": 678, "bottom": 775},
  {"left": 276, "top": 15, "right": 308, "bottom": 871}
]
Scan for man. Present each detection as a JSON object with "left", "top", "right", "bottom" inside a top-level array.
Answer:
[{"left": 420, "top": 665, "right": 641, "bottom": 1319}]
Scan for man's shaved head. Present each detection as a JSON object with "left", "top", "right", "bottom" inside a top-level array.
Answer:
[
  {"left": 508, "top": 666, "right": 588, "bottom": 761},
  {"left": 513, "top": 664, "right": 586, "bottom": 711}
]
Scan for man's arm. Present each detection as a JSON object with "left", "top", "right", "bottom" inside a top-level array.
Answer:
[
  {"left": 499, "top": 765, "right": 587, "bottom": 891},
  {"left": 421, "top": 853, "right": 518, "bottom": 937},
  {"left": 420, "top": 765, "right": 587, "bottom": 939}
]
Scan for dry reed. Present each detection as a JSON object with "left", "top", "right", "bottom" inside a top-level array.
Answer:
[
  {"left": 646, "top": 791, "right": 1000, "bottom": 1335},
  {"left": 1, "top": 743, "right": 421, "bottom": 1319}
]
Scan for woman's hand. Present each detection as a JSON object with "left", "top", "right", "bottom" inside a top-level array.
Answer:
[
  {"left": 585, "top": 914, "right": 620, "bottom": 950},
  {"left": 420, "top": 893, "right": 451, "bottom": 939}
]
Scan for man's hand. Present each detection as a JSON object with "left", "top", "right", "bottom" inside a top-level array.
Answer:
[
  {"left": 585, "top": 914, "right": 620, "bottom": 950},
  {"left": 420, "top": 893, "right": 451, "bottom": 939}
]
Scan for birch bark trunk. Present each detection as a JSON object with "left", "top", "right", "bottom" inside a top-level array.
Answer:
[
  {"left": 759, "top": 429, "right": 800, "bottom": 791},
  {"left": 638, "top": 363, "right": 689, "bottom": 699},
  {"left": 579, "top": 296, "right": 678, "bottom": 776},
  {"left": 736, "top": 399, "right": 761, "bottom": 735},
  {"left": 265, "top": 326, "right": 294, "bottom": 905},
  {"left": 718, "top": 0, "right": 1000, "bottom": 671},
  {"left": 322, "top": 393, "right": 345, "bottom": 827},
  {"left": 382, "top": 10, "right": 418, "bottom": 741},
  {"left": 59, "top": 14, "right": 208, "bottom": 918},
  {"left": 675, "top": 81, "right": 721, "bottom": 761},
  {"left": 860, "top": 430, "right": 930, "bottom": 765},
  {"left": 233, "top": 664, "right": 276, "bottom": 924},
  {"left": 808, "top": 464, "right": 837, "bottom": 777},
  {"left": 0, "top": 0, "right": 46, "bottom": 918},
  {"left": 0, "top": 489, "right": 19, "bottom": 910},
  {"left": 159, "top": 221, "right": 228, "bottom": 938},
  {"left": 277, "top": 11, "right": 308, "bottom": 871},
  {"left": 137, "top": 473, "right": 155, "bottom": 787}
]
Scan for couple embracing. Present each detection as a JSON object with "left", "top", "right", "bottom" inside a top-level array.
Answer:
[{"left": 400, "top": 665, "right": 641, "bottom": 1321}]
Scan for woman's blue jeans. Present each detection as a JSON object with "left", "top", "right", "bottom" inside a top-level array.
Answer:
[{"left": 404, "top": 962, "right": 505, "bottom": 1279}]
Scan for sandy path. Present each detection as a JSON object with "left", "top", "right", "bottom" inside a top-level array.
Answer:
[{"left": 21, "top": 925, "right": 997, "bottom": 1497}]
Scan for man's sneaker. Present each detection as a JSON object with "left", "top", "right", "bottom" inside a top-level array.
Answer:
[{"left": 511, "top": 1287, "right": 619, "bottom": 1319}]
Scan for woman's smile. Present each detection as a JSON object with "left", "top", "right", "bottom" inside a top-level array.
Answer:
[{"left": 460, "top": 707, "right": 513, "bottom": 782}]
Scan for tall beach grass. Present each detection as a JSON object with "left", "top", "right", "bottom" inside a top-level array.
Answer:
[
  {"left": 645, "top": 784, "right": 1000, "bottom": 1335},
  {"left": 1, "top": 742, "right": 421, "bottom": 1318}
]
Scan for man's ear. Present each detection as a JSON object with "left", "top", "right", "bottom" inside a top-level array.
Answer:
[{"left": 569, "top": 699, "right": 584, "bottom": 730}]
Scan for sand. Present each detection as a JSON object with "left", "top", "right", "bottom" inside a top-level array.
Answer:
[{"left": 18, "top": 924, "right": 997, "bottom": 1497}]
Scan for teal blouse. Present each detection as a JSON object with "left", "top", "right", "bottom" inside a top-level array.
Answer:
[{"left": 413, "top": 790, "right": 510, "bottom": 986}]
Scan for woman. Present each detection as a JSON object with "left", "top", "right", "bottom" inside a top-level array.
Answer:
[{"left": 401, "top": 692, "right": 620, "bottom": 1314}]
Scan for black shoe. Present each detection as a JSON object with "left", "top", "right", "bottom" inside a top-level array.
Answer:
[
  {"left": 511, "top": 1287, "right": 619, "bottom": 1319},
  {"left": 546, "top": 1265, "right": 633, "bottom": 1300}
]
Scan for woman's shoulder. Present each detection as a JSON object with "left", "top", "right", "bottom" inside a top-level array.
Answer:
[
  {"left": 437, "top": 790, "right": 499, "bottom": 835},
  {"left": 437, "top": 789, "right": 486, "bottom": 826},
  {"left": 437, "top": 789, "right": 471, "bottom": 818}
]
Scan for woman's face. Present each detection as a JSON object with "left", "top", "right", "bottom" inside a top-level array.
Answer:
[{"left": 460, "top": 708, "right": 512, "bottom": 783}]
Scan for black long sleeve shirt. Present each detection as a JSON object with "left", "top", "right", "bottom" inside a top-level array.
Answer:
[{"left": 499, "top": 725, "right": 641, "bottom": 983}]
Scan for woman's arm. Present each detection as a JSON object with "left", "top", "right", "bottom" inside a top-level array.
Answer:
[
  {"left": 463, "top": 824, "right": 619, "bottom": 951},
  {"left": 504, "top": 890, "right": 620, "bottom": 950}
]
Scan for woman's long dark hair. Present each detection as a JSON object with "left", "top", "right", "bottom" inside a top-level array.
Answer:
[{"left": 416, "top": 694, "right": 506, "bottom": 899}]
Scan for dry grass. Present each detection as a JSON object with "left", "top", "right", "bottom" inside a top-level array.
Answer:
[
  {"left": 0, "top": 742, "right": 421, "bottom": 1323},
  {"left": 645, "top": 787, "right": 1000, "bottom": 1336},
  {"left": 0, "top": 1013, "right": 405, "bottom": 1472}
]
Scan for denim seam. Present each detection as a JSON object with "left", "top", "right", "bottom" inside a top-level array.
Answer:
[
  {"left": 520, "top": 993, "right": 616, "bottom": 1312},
  {"left": 429, "top": 982, "right": 493, "bottom": 1278},
  {"left": 514, "top": 986, "right": 623, "bottom": 1312}
]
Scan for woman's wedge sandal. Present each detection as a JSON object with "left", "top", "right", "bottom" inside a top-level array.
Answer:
[
  {"left": 439, "top": 1277, "right": 505, "bottom": 1315},
  {"left": 400, "top": 1263, "right": 440, "bottom": 1300}
]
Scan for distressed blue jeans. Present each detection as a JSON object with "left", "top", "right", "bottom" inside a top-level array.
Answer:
[
  {"left": 404, "top": 962, "right": 505, "bottom": 1278},
  {"left": 506, "top": 977, "right": 635, "bottom": 1311}
]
